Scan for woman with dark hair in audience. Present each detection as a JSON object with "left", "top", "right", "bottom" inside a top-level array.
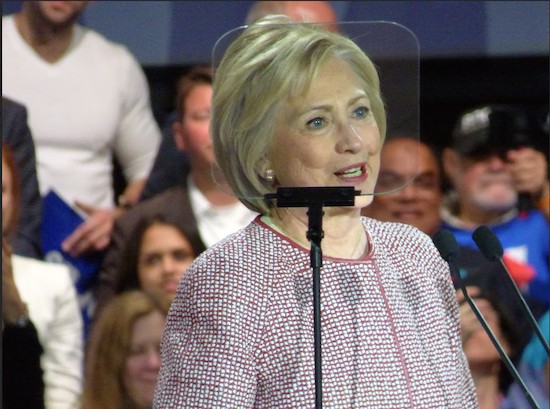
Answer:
[
  {"left": 457, "top": 284, "right": 524, "bottom": 408},
  {"left": 115, "top": 215, "right": 200, "bottom": 312}
]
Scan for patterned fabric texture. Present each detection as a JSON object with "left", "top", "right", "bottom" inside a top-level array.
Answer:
[{"left": 154, "top": 216, "right": 477, "bottom": 408}]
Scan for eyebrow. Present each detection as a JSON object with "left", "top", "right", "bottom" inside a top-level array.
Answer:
[{"left": 299, "top": 93, "right": 370, "bottom": 115}]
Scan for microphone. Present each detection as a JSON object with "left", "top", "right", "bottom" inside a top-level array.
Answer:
[
  {"left": 433, "top": 229, "right": 540, "bottom": 409},
  {"left": 472, "top": 226, "right": 550, "bottom": 356}
]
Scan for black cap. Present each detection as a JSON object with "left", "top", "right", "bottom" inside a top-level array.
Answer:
[{"left": 451, "top": 105, "right": 533, "bottom": 157}]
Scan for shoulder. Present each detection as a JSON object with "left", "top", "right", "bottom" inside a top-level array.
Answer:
[
  {"left": 496, "top": 209, "right": 550, "bottom": 237},
  {"left": 12, "top": 254, "right": 71, "bottom": 277},
  {"left": 362, "top": 216, "right": 445, "bottom": 275},
  {"left": 2, "top": 95, "right": 27, "bottom": 125},
  {"left": 12, "top": 255, "right": 74, "bottom": 286},
  {"left": 116, "top": 186, "right": 191, "bottom": 232},
  {"left": 2, "top": 95, "right": 26, "bottom": 114},
  {"left": 363, "top": 216, "right": 432, "bottom": 249},
  {"left": 2, "top": 14, "right": 14, "bottom": 32},
  {"left": 12, "top": 255, "right": 75, "bottom": 295},
  {"left": 185, "top": 221, "right": 274, "bottom": 286},
  {"left": 520, "top": 209, "right": 549, "bottom": 227},
  {"left": 170, "top": 222, "right": 274, "bottom": 321},
  {"left": 77, "top": 25, "right": 138, "bottom": 66}
]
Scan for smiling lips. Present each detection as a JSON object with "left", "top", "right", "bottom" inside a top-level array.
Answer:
[{"left": 335, "top": 163, "right": 367, "bottom": 183}]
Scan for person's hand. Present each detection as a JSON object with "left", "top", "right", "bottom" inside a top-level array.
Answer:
[
  {"left": 2, "top": 238, "right": 28, "bottom": 326},
  {"left": 507, "top": 147, "right": 548, "bottom": 196},
  {"left": 61, "top": 201, "right": 124, "bottom": 257}
]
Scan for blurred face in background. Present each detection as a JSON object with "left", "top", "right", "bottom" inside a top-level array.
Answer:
[
  {"left": 2, "top": 155, "right": 14, "bottom": 235},
  {"left": 444, "top": 151, "right": 517, "bottom": 214},
  {"left": 123, "top": 310, "right": 165, "bottom": 409},
  {"left": 137, "top": 223, "right": 195, "bottom": 312},
  {"left": 363, "top": 138, "right": 442, "bottom": 235},
  {"left": 283, "top": 1, "right": 338, "bottom": 31},
  {"left": 25, "top": 1, "right": 89, "bottom": 28},
  {"left": 461, "top": 296, "right": 510, "bottom": 370},
  {"left": 173, "top": 84, "right": 213, "bottom": 173}
]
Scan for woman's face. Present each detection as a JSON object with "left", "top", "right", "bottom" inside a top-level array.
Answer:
[
  {"left": 137, "top": 223, "right": 195, "bottom": 311},
  {"left": 123, "top": 310, "right": 165, "bottom": 409},
  {"left": 2, "top": 158, "right": 14, "bottom": 235},
  {"left": 269, "top": 58, "right": 381, "bottom": 208},
  {"left": 463, "top": 298, "right": 509, "bottom": 366}
]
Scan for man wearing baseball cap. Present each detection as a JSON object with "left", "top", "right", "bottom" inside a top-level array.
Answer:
[{"left": 441, "top": 104, "right": 549, "bottom": 317}]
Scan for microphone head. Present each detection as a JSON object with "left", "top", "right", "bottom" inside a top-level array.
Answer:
[
  {"left": 472, "top": 226, "right": 504, "bottom": 262},
  {"left": 432, "top": 229, "right": 460, "bottom": 262}
]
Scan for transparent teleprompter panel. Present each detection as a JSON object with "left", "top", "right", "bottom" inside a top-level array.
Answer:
[{"left": 209, "top": 20, "right": 420, "bottom": 210}]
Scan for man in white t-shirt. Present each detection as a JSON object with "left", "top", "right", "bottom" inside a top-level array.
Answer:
[
  {"left": 3, "top": 1, "right": 161, "bottom": 331},
  {"left": 2, "top": 1, "right": 161, "bottom": 257}
]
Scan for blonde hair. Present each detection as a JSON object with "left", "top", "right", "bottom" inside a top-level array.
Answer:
[
  {"left": 81, "top": 291, "right": 165, "bottom": 409},
  {"left": 212, "top": 15, "right": 386, "bottom": 214}
]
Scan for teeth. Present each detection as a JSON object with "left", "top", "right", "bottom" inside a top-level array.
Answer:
[{"left": 340, "top": 167, "right": 362, "bottom": 177}]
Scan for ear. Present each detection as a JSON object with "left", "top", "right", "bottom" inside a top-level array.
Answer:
[
  {"left": 172, "top": 121, "right": 185, "bottom": 152},
  {"left": 442, "top": 148, "right": 460, "bottom": 181},
  {"left": 255, "top": 156, "right": 272, "bottom": 179}
]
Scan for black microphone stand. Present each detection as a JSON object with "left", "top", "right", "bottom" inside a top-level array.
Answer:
[
  {"left": 433, "top": 230, "right": 541, "bottom": 409},
  {"left": 264, "top": 186, "right": 358, "bottom": 409}
]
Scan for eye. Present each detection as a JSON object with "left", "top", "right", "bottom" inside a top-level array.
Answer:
[
  {"left": 141, "top": 254, "right": 161, "bottom": 267},
  {"left": 129, "top": 345, "right": 146, "bottom": 357},
  {"left": 413, "top": 174, "right": 438, "bottom": 190},
  {"left": 173, "top": 250, "right": 194, "bottom": 262},
  {"left": 306, "top": 117, "right": 325, "bottom": 129},
  {"left": 353, "top": 106, "right": 369, "bottom": 119},
  {"left": 376, "top": 172, "right": 403, "bottom": 189}
]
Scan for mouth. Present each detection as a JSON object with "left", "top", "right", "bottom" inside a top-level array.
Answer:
[
  {"left": 334, "top": 163, "right": 367, "bottom": 183},
  {"left": 162, "top": 281, "right": 179, "bottom": 293},
  {"left": 394, "top": 210, "right": 422, "bottom": 221}
]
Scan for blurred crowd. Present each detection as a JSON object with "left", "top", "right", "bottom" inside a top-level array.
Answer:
[{"left": 2, "top": 2, "right": 548, "bottom": 408}]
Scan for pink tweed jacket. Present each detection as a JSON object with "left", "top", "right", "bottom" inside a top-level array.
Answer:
[{"left": 154, "top": 216, "right": 477, "bottom": 408}]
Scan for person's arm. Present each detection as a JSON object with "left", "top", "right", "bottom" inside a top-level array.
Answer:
[
  {"left": 60, "top": 203, "right": 124, "bottom": 257},
  {"left": 39, "top": 266, "right": 84, "bottom": 409},
  {"left": 3, "top": 240, "right": 30, "bottom": 325},
  {"left": 60, "top": 48, "right": 161, "bottom": 257},
  {"left": 507, "top": 147, "right": 550, "bottom": 218},
  {"left": 93, "top": 212, "right": 132, "bottom": 316},
  {"left": 113, "top": 49, "right": 161, "bottom": 206},
  {"left": 2, "top": 239, "right": 45, "bottom": 409},
  {"left": 1, "top": 98, "right": 43, "bottom": 259}
]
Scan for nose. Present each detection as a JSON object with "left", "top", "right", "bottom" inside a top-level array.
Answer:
[
  {"left": 161, "top": 256, "right": 177, "bottom": 275},
  {"left": 396, "top": 181, "right": 417, "bottom": 200},
  {"left": 486, "top": 154, "right": 507, "bottom": 171},
  {"left": 144, "top": 349, "right": 162, "bottom": 370},
  {"left": 335, "top": 123, "right": 364, "bottom": 154}
]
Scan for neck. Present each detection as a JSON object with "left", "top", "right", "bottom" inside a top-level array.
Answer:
[
  {"left": 270, "top": 207, "right": 367, "bottom": 259},
  {"left": 191, "top": 168, "right": 240, "bottom": 207},
  {"left": 470, "top": 362, "right": 502, "bottom": 409},
  {"left": 14, "top": 11, "right": 75, "bottom": 63},
  {"left": 458, "top": 202, "right": 508, "bottom": 229}
]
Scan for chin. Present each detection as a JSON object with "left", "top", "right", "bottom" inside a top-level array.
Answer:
[
  {"left": 474, "top": 194, "right": 518, "bottom": 213},
  {"left": 355, "top": 194, "right": 374, "bottom": 209}
]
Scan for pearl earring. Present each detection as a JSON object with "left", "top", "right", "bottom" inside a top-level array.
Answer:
[{"left": 265, "top": 169, "right": 275, "bottom": 183}]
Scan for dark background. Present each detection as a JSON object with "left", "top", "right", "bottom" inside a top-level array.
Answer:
[
  {"left": 142, "top": 56, "right": 549, "bottom": 154},
  {"left": 3, "top": 1, "right": 548, "bottom": 160}
]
